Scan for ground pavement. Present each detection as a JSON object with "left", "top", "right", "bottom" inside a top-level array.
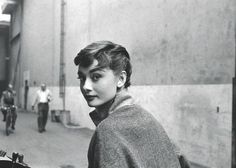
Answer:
[{"left": 0, "top": 110, "right": 93, "bottom": 168}]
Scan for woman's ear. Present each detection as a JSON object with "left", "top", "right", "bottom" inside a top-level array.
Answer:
[{"left": 117, "top": 71, "right": 127, "bottom": 88}]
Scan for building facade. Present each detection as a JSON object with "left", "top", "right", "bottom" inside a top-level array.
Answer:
[
  {"left": 0, "top": 20, "right": 9, "bottom": 96},
  {"left": 1, "top": 0, "right": 235, "bottom": 167}
]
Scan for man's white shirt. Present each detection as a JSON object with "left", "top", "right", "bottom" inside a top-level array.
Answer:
[{"left": 35, "top": 89, "right": 52, "bottom": 103}]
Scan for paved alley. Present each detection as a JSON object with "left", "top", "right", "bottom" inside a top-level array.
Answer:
[{"left": 0, "top": 110, "right": 93, "bottom": 168}]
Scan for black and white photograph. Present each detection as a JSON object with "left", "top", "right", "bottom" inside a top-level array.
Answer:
[{"left": 0, "top": 0, "right": 235, "bottom": 168}]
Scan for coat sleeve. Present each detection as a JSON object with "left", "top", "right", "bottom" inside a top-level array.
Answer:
[{"left": 88, "top": 127, "right": 136, "bottom": 168}]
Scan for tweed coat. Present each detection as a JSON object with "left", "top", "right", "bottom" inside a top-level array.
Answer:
[{"left": 88, "top": 91, "right": 181, "bottom": 168}]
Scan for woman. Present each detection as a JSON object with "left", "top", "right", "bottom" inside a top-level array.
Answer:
[{"left": 74, "top": 41, "right": 181, "bottom": 168}]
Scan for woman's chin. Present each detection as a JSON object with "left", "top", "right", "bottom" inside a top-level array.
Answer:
[
  {"left": 87, "top": 103, "right": 95, "bottom": 107},
  {"left": 86, "top": 101, "right": 99, "bottom": 107},
  {"left": 86, "top": 98, "right": 114, "bottom": 109}
]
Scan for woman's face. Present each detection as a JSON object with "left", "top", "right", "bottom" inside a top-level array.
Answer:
[{"left": 78, "top": 59, "right": 119, "bottom": 108}]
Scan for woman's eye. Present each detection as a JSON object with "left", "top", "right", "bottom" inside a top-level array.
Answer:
[{"left": 91, "top": 74, "right": 101, "bottom": 81}]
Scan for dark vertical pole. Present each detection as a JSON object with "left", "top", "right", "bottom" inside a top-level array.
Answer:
[
  {"left": 232, "top": 19, "right": 236, "bottom": 168},
  {"left": 233, "top": 78, "right": 236, "bottom": 168},
  {"left": 5, "top": 27, "right": 10, "bottom": 89},
  {"left": 59, "top": 0, "right": 66, "bottom": 111}
]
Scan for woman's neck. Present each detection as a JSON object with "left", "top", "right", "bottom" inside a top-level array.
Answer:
[
  {"left": 95, "top": 89, "right": 129, "bottom": 119},
  {"left": 95, "top": 97, "right": 115, "bottom": 119}
]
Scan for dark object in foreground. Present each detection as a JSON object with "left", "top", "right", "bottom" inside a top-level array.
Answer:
[
  {"left": 178, "top": 154, "right": 191, "bottom": 168},
  {"left": 0, "top": 150, "right": 30, "bottom": 168}
]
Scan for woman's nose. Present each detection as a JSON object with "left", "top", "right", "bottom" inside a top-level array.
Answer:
[{"left": 82, "top": 78, "right": 92, "bottom": 92}]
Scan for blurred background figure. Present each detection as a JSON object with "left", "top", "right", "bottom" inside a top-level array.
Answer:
[
  {"left": 0, "top": 84, "right": 17, "bottom": 130},
  {"left": 32, "top": 83, "right": 52, "bottom": 133},
  {"left": 24, "top": 80, "right": 29, "bottom": 110}
]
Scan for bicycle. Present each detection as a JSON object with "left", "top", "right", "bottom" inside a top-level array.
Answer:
[{"left": 1, "top": 105, "right": 17, "bottom": 136}]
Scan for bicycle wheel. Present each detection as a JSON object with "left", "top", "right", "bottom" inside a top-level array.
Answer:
[{"left": 5, "top": 109, "right": 11, "bottom": 136}]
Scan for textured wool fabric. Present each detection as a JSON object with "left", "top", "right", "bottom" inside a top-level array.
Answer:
[{"left": 88, "top": 91, "right": 181, "bottom": 168}]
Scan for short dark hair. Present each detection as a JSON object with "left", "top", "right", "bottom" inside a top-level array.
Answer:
[{"left": 74, "top": 41, "right": 132, "bottom": 88}]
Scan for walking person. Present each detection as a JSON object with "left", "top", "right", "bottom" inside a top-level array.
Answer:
[
  {"left": 24, "top": 80, "right": 29, "bottom": 110},
  {"left": 74, "top": 41, "right": 182, "bottom": 168},
  {"left": 0, "top": 84, "right": 17, "bottom": 130},
  {"left": 32, "top": 83, "right": 52, "bottom": 133}
]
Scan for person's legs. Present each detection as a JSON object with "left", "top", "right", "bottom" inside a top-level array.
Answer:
[
  {"left": 24, "top": 95, "right": 27, "bottom": 110},
  {"left": 11, "top": 107, "right": 17, "bottom": 130},
  {"left": 5, "top": 109, "right": 11, "bottom": 136},
  {"left": 42, "top": 103, "right": 49, "bottom": 131},
  {"left": 1, "top": 109, "right": 6, "bottom": 121},
  {"left": 37, "top": 103, "right": 44, "bottom": 132}
]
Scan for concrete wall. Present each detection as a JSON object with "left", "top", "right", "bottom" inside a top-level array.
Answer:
[
  {"left": 65, "top": 0, "right": 235, "bottom": 86},
  {"left": 20, "top": 0, "right": 57, "bottom": 87},
  {"left": 10, "top": 0, "right": 21, "bottom": 38},
  {"left": 0, "top": 35, "right": 7, "bottom": 80},
  {"left": 17, "top": 0, "right": 62, "bottom": 107},
  {"left": 0, "top": 29, "right": 8, "bottom": 94}
]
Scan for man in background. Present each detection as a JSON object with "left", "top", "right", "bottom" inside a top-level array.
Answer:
[
  {"left": 24, "top": 80, "right": 29, "bottom": 110},
  {"left": 32, "top": 83, "right": 52, "bottom": 133}
]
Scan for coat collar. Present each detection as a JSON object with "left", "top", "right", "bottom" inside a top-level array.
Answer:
[{"left": 89, "top": 90, "right": 134, "bottom": 126}]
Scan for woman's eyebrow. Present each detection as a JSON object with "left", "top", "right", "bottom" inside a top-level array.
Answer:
[{"left": 89, "top": 66, "right": 106, "bottom": 73}]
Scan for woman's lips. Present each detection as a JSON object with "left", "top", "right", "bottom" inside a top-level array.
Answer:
[{"left": 85, "top": 95, "right": 97, "bottom": 101}]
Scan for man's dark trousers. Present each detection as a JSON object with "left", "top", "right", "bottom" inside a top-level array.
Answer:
[
  {"left": 37, "top": 103, "right": 49, "bottom": 132},
  {"left": 1, "top": 109, "right": 6, "bottom": 121}
]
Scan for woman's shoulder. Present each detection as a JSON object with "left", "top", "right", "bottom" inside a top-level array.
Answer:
[
  {"left": 110, "top": 104, "right": 155, "bottom": 120},
  {"left": 97, "top": 104, "right": 158, "bottom": 131}
]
